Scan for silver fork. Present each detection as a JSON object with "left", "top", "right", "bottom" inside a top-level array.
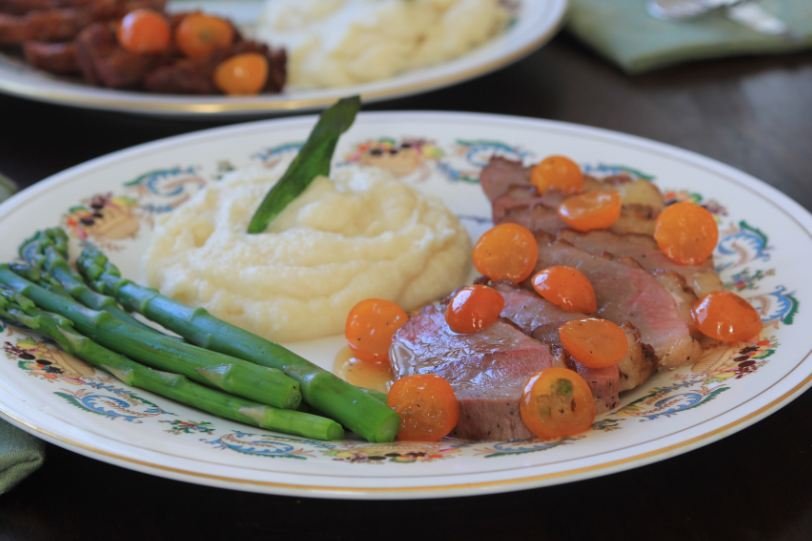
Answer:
[
  {"left": 647, "top": 0, "right": 752, "bottom": 21},
  {"left": 647, "top": 0, "right": 791, "bottom": 37}
]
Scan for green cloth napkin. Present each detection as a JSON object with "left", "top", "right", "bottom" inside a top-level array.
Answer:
[
  {"left": 568, "top": 0, "right": 812, "bottom": 73},
  {"left": 0, "top": 419, "right": 45, "bottom": 495},
  {"left": 0, "top": 172, "right": 17, "bottom": 202},
  {"left": 0, "top": 175, "right": 45, "bottom": 495}
]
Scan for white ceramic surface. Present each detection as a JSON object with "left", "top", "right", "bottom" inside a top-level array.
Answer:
[{"left": 0, "top": 112, "right": 809, "bottom": 499}]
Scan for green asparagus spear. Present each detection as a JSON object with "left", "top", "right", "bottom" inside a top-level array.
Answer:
[
  {"left": 0, "top": 264, "right": 302, "bottom": 410},
  {"left": 19, "top": 229, "right": 155, "bottom": 330},
  {"left": 22, "top": 228, "right": 389, "bottom": 408},
  {"left": 76, "top": 245, "right": 401, "bottom": 443},
  {"left": 246, "top": 96, "right": 360, "bottom": 233},
  {"left": 0, "top": 286, "right": 342, "bottom": 440}
]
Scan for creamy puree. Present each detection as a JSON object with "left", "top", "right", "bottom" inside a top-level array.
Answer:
[
  {"left": 142, "top": 165, "right": 471, "bottom": 342},
  {"left": 258, "top": 0, "right": 509, "bottom": 88}
]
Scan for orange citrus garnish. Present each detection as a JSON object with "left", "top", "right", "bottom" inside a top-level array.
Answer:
[
  {"left": 117, "top": 9, "right": 171, "bottom": 54},
  {"left": 445, "top": 285, "right": 505, "bottom": 334},
  {"left": 531, "top": 265, "right": 597, "bottom": 313},
  {"left": 472, "top": 223, "right": 539, "bottom": 283},
  {"left": 558, "top": 190, "right": 621, "bottom": 232},
  {"left": 176, "top": 13, "right": 235, "bottom": 59},
  {"left": 214, "top": 53, "right": 269, "bottom": 95},
  {"left": 520, "top": 367, "right": 595, "bottom": 440},
  {"left": 558, "top": 318, "right": 628, "bottom": 369},
  {"left": 388, "top": 375, "right": 460, "bottom": 441},
  {"left": 530, "top": 155, "right": 584, "bottom": 195},
  {"left": 654, "top": 201, "right": 718, "bottom": 265},
  {"left": 691, "top": 291, "right": 762, "bottom": 343},
  {"left": 345, "top": 299, "right": 409, "bottom": 364}
]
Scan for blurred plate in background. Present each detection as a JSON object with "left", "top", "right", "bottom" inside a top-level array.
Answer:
[{"left": 0, "top": 0, "right": 567, "bottom": 117}]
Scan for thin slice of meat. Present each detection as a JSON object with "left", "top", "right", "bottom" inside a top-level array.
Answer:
[
  {"left": 653, "top": 270, "right": 699, "bottom": 332},
  {"left": 22, "top": 39, "right": 77, "bottom": 72},
  {"left": 497, "top": 196, "right": 568, "bottom": 236},
  {"left": 480, "top": 155, "right": 533, "bottom": 201},
  {"left": 264, "top": 45, "right": 287, "bottom": 93},
  {"left": 143, "top": 40, "right": 287, "bottom": 94},
  {"left": 390, "top": 302, "right": 556, "bottom": 440},
  {"left": 494, "top": 283, "right": 619, "bottom": 411},
  {"left": 616, "top": 324, "right": 657, "bottom": 391},
  {"left": 74, "top": 21, "right": 161, "bottom": 88},
  {"left": 0, "top": 1, "right": 167, "bottom": 44},
  {"left": 0, "top": 7, "right": 88, "bottom": 44},
  {"left": 0, "top": 1, "right": 94, "bottom": 15},
  {"left": 557, "top": 229, "right": 723, "bottom": 297},
  {"left": 142, "top": 55, "right": 217, "bottom": 94},
  {"left": 493, "top": 281, "right": 581, "bottom": 341},
  {"left": 0, "top": 1, "right": 166, "bottom": 15},
  {"left": 535, "top": 237, "right": 702, "bottom": 369},
  {"left": 494, "top": 282, "right": 653, "bottom": 407},
  {"left": 480, "top": 157, "right": 664, "bottom": 236},
  {"left": 482, "top": 157, "right": 568, "bottom": 233},
  {"left": 572, "top": 363, "right": 620, "bottom": 411}
]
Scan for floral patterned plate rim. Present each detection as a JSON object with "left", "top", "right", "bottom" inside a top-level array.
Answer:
[
  {"left": 0, "top": 112, "right": 809, "bottom": 499},
  {"left": 0, "top": 0, "right": 566, "bottom": 117}
]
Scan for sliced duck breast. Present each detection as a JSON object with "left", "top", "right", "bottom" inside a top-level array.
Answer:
[
  {"left": 535, "top": 237, "right": 702, "bottom": 369},
  {"left": 494, "top": 282, "right": 654, "bottom": 406},
  {"left": 481, "top": 157, "right": 664, "bottom": 236},
  {"left": 557, "top": 229, "right": 723, "bottom": 298},
  {"left": 390, "top": 302, "right": 556, "bottom": 440}
]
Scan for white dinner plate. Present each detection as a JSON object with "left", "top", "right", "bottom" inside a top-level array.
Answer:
[
  {"left": 0, "top": 0, "right": 567, "bottom": 117},
  {"left": 0, "top": 112, "right": 810, "bottom": 499}
]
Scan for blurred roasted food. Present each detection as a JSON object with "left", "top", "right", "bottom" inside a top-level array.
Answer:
[{"left": 0, "top": 0, "right": 286, "bottom": 94}]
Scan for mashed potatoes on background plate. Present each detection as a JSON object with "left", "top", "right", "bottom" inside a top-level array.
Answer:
[
  {"left": 259, "top": 0, "right": 510, "bottom": 88},
  {"left": 142, "top": 164, "right": 471, "bottom": 342}
]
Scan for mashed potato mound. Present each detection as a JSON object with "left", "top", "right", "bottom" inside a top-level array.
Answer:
[
  {"left": 259, "top": 0, "right": 509, "bottom": 88},
  {"left": 142, "top": 165, "right": 471, "bottom": 342}
]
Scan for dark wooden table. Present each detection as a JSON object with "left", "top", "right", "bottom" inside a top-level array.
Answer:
[{"left": 1, "top": 34, "right": 810, "bottom": 541}]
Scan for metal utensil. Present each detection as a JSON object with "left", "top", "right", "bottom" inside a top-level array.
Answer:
[
  {"left": 726, "top": 2, "right": 790, "bottom": 36},
  {"left": 647, "top": 0, "right": 750, "bottom": 21},
  {"left": 647, "top": 0, "right": 790, "bottom": 37}
]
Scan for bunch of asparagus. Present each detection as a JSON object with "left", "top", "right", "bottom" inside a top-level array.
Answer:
[
  {"left": 0, "top": 97, "right": 402, "bottom": 443},
  {"left": 0, "top": 227, "right": 399, "bottom": 442},
  {"left": 0, "top": 285, "right": 343, "bottom": 440}
]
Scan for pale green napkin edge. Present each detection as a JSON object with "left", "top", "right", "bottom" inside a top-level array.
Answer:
[
  {"left": 0, "top": 172, "right": 16, "bottom": 202},
  {"left": 566, "top": 0, "right": 812, "bottom": 74},
  {"left": 578, "top": 29, "right": 812, "bottom": 74},
  {"left": 0, "top": 417, "right": 46, "bottom": 496},
  {"left": 0, "top": 175, "right": 45, "bottom": 496}
]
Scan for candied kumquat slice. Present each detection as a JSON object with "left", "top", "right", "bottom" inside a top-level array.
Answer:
[
  {"left": 530, "top": 155, "right": 584, "bottom": 195},
  {"left": 117, "top": 9, "right": 171, "bottom": 54},
  {"left": 473, "top": 223, "right": 539, "bottom": 283},
  {"left": 531, "top": 265, "right": 597, "bottom": 313},
  {"left": 654, "top": 201, "right": 718, "bottom": 265},
  {"left": 176, "top": 13, "right": 235, "bottom": 59},
  {"left": 445, "top": 285, "right": 505, "bottom": 334},
  {"left": 520, "top": 367, "right": 595, "bottom": 440},
  {"left": 345, "top": 298, "right": 409, "bottom": 364},
  {"left": 691, "top": 291, "right": 762, "bottom": 343},
  {"left": 558, "top": 190, "right": 621, "bottom": 232},
  {"left": 388, "top": 374, "right": 460, "bottom": 441},
  {"left": 559, "top": 318, "right": 628, "bottom": 369},
  {"left": 214, "top": 52, "right": 269, "bottom": 95}
]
